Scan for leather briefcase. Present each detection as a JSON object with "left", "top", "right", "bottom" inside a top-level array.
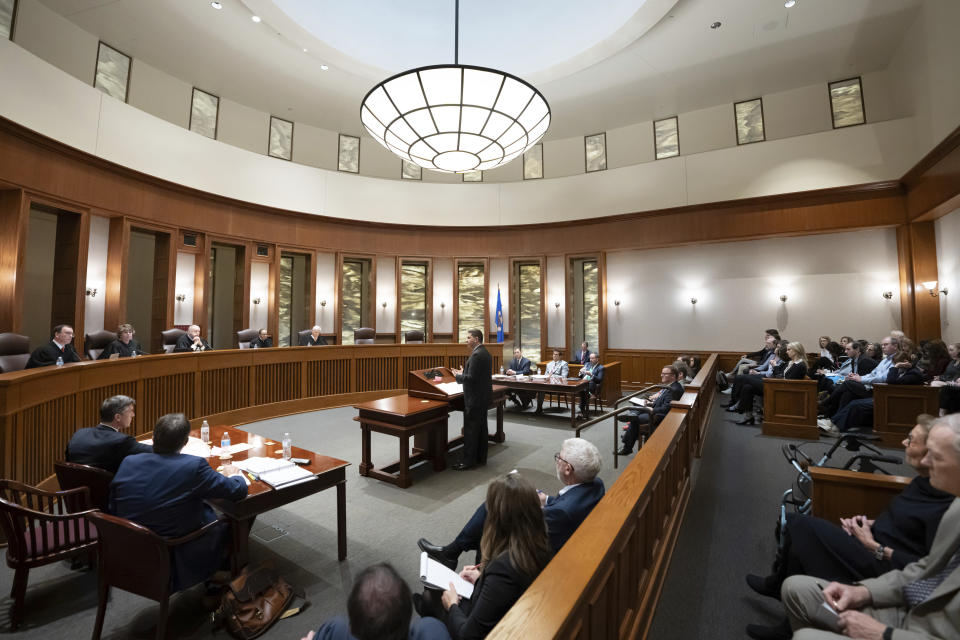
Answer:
[{"left": 217, "top": 562, "right": 305, "bottom": 640}]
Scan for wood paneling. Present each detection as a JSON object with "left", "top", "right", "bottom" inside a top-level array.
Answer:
[
  {"left": 0, "top": 189, "right": 27, "bottom": 333},
  {"left": 872, "top": 383, "right": 941, "bottom": 447},
  {"left": 103, "top": 216, "right": 129, "bottom": 331},
  {"left": 762, "top": 378, "right": 819, "bottom": 439},
  {"left": 904, "top": 124, "right": 960, "bottom": 222}
]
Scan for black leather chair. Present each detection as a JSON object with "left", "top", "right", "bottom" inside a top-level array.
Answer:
[
  {"left": 297, "top": 329, "right": 313, "bottom": 345},
  {"left": 404, "top": 330, "right": 425, "bottom": 344},
  {"left": 0, "top": 333, "right": 31, "bottom": 373},
  {"left": 237, "top": 328, "right": 257, "bottom": 349},
  {"left": 54, "top": 460, "right": 114, "bottom": 512},
  {"left": 160, "top": 328, "right": 186, "bottom": 354},
  {"left": 84, "top": 330, "right": 117, "bottom": 360},
  {"left": 354, "top": 327, "right": 376, "bottom": 344}
]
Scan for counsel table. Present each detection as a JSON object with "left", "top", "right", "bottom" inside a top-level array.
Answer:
[{"left": 492, "top": 375, "right": 589, "bottom": 427}]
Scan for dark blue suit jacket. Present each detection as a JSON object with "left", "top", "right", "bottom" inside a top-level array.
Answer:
[
  {"left": 66, "top": 424, "right": 152, "bottom": 474},
  {"left": 507, "top": 357, "right": 532, "bottom": 375},
  {"left": 314, "top": 615, "right": 451, "bottom": 640},
  {"left": 543, "top": 478, "right": 605, "bottom": 552},
  {"left": 110, "top": 452, "right": 247, "bottom": 589}
]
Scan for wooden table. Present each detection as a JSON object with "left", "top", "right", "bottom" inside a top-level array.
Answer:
[
  {"left": 198, "top": 424, "right": 350, "bottom": 573},
  {"left": 354, "top": 395, "right": 452, "bottom": 488},
  {"left": 493, "top": 375, "right": 589, "bottom": 427}
]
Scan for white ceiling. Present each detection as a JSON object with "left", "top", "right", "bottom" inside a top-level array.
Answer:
[{"left": 40, "top": 0, "right": 922, "bottom": 140}]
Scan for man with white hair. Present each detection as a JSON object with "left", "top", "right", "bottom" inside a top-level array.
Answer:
[
  {"left": 778, "top": 414, "right": 960, "bottom": 640},
  {"left": 173, "top": 324, "right": 212, "bottom": 352},
  {"left": 300, "top": 325, "right": 328, "bottom": 346},
  {"left": 418, "top": 437, "right": 605, "bottom": 568}
]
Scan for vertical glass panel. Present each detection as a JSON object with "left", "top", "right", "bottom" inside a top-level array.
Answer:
[
  {"left": 269, "top": 116, "right": 293, "bottom": 160},
  {"left": 517, "top": 264, "right": 541, "bottom": 359},
  {"left": 190, "top": 88, "right": 219, "bottom": 139},
  {"left": 278, "top": 255, "right": 293, "bottom": 347},
  {"left": 585, "top": 133, "right": 606, "bottom": 172},
  {"left": 401, "top": 159, "right": 422, "bottom": 180},
  {"left": 654, "top": 116, "right": 679, "bottom": 159},
  {"left": 582, "top": 261, "right": 599, "bottom": 351},
  {"left": 462, "top": 170, "right": 482, "bottom": 182},
  {"left": 523, "top": 143, "right": 543, "bottom": 179},
  {"left": 0, "top": 0, "right": 16, "bottom": 40},
  {"left": 94, "top": 42, "right": 130, "bottom": 102},
  {"left": 399, "top": 263, "right": 427, "bottom": 337},
  {"left": 457, "top": 264, "right": 484, "bottom": 343},
  {"left": 829, "top": 77, "right": 865, "bottom": 128},
  {"left": 338, "top": 134, "right": 360, "bottom": 172},
  {"left": 340, "top": 259, "right": 370, "bottom": 344},
  {"left": 735, "top": 98, "right": 765, "bottom": 145}
]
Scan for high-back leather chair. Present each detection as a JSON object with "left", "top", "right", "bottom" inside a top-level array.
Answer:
[
  {"left": 160, "top": 328, "right": 186, "bottom": 354},
  {"left": 404, "top": 330, "right": 425, "bottom": 344},
  {"left": 86, "top": 511, "right": 226, "bottom": 640},
  {"left": 0, "top": 333, "right": 31, "bottom": 373},
  {"left": 0, "top": 480, "right": 99, "bottom": 629},
  {"left": 298, "top": 329, "right": 313, "bottom": 345},
  {"left": 84, "top": 330, "right": 117, "bottom": 360},
  {"left": 237, "top": 328, "right": 257, "bottom": 349},
  {"left": 54, "top": 461, "right": 114, "bottom": 512},
  {"left": 354, "top": 327, "right": 376, "bottom": 344}
]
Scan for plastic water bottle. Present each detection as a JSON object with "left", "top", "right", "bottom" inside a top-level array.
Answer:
[
  {"left": 220, "top": 431, "right": 230, "bottom": 451},
  {"left": 499, "top": 366, "right": 505, "bottom": 375},
  {"left": 282, "top": 432, "right": 292, "bottom": 460},
  {"left": 252, "top": 343, "right": 259, "bottom": 348},
  {"left": 56, "top": 355, "right": 64, "bottom": 367},
  {"left": 200, "top": 420, "right": 210, "bottom": 444},
  {"left": 536, "top": 366, "right": 541, "bottom": 375}
]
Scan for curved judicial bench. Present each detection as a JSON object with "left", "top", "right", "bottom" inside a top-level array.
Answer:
[{"left": 0, "top": 343, "right": 504, "bottom": 487}]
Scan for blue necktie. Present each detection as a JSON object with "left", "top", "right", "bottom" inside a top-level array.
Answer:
[{"left": 902, "top": 548, "right": 960, "bottom": 608}]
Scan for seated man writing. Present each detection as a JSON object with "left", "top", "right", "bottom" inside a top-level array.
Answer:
[
  {"left": 417, "top": 437, "right": 604, "bottom": 568},
  {"left": 618, "top": 365, "right": 684, "bottom": 454},
  {"left": 109, "top": 413, "right": 247, "bottom": 591},
  {"left": 65, "top": 395, "right": 152, "bottom": 473}
]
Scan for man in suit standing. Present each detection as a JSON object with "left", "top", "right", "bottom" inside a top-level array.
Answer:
[
  {"left": 505, "top": 347, "right": 533, "bottom": 409},
  {"left": 25, "top": 324, "right": 81, "bottom": 368},
  {"left": 618, "top": 365, "right": 684, "bottom": 454},
  {"left": 109, "top": 413, "right": 247, "bottom": 590},
  {"left": 65, "top": 395, "right": 152, "bottom": 473},
  {"left": 451, "top": 329, "right": 492, "bottom": 471},
  {"left": 573, "top": 341, "right": 592, "bottom": 366},
  {"left": 300, "top": 325, "right": 328, "bottom": 346},
  {"left": 249, "top": 328, "right": 273, "bottom": 348},
  {"left": 418, "top": 438, "right": 605, "bottom": 567},
  {"left": 779, "top": 413, "right": 960, "bottom": 640},
  {"left": 173, "top": 324, "right": 212, "bottom": 352},
  {"left": 577, "top": 352, "right": 605, "bottom": 419}
]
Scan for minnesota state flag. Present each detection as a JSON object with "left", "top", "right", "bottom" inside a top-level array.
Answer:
[{"left": 495, "top": 286, "right": 504, "bottom": 343}]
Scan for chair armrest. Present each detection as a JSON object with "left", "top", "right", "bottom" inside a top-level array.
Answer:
[{"left": 164, "top": 516, "right": 228, "bottom": 547}]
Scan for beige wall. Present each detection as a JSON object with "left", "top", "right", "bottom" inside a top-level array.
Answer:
[
  {"left": 126, "top": 230, "right": 156, "bottom": 346},
  {"left": 249, "top": 261, "right": 269, "bottom": 331},
  {"left": 13, "top": 0, "right": 96, "bottom": 87},
  {"left": 315, "top": 252, "right": 336, "bottom": 331},
  {"left": 546, "top": 256, "right": 566, "bottom": 350},
  {"left": 174, "top": 251, "right": 195, "bottom": 326},
  {"left": 433, "top": 258, "right": 453, "bottom": 334},
  {"left": 84, "top": 214, "right": 109, "bottom": 333},
  {"left": 129, "top": 58, "right": 191, "bottom": 129},
  {"left": 376, "top": 256, "right": 396, "bottom": 333},
  {"left": 935, "top": 207, "right": 960, "bottom": 344},
  {"left": 21, "top": 208, "right": 57, "bottom": 348}
]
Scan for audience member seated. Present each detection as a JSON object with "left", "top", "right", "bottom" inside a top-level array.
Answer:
[
  {"left": 817, "top": 336, "right": 835, "bottom": 362},
  {"left": 109, "top": 413, "right": 247, "bottom": 590},
  {"left": 65, "top": 395, "right": 152, "bottom": 473},
  {"left": 618, "top": 365, "right": 684, "bottom": 454},
  {"left": 744, "top": 415, "right": 953, "bottom": 640},
  {"left": 931, "top": 342, "right": 960, "bottom": 416},
  {"left": 819, "top": 336, "right": 897, "bottom": 418},
  {"left": 673, "top": 357, "right": 694, "bottom": 384},
  {"left": 680, "top": 354, "right": 701, "bottom": 377},
  {"left": 249, "top": 328, "right": 273, "bottom": 348},
  {"left": 572, "top": 341, "right": 592, "bottom": 366},
  {"left": 726, "top": 330, "right": 781, "bottom": 379},
  {"left": 302, "top": 563, "right": 450, "bottom": 640},
  {"left": 919, "top": 339, "right": 951, "bottom": 381},
  {"left": 576, "top": 352, "right": 604, "bottom": 419},
  {"left": 419, "top": 438, "right": 603, "bottom": 567},
  {"left": 809, "top": 341, "right": 843, "bottom": 386},
  {"left": 733, "top": 342, "right": 808, "bottom": 426},
  {"left": 504, "top": 347, "right": 533, "bottom": 409},
  {"left": 417, "top": 473, "right": 552, "bottom": 640},
  {"left": 25, "top": 324, "right": 81, "bottom": 368},
  {"left": 776, "top": 414, "right": 960, "bottom": 640},
  {"left": 724, "top": 340, "right": 785, "bottom": 412},
  {"left": 97, "top": 323, "right": 145, "bottom": 359},
  {"left": 535, "top": 350, "right": 570, "bottom": 414},
  {"left": 173, "top": 324, "right": 212, "bottom": 352},
  {"left": 839, "top": 336, "right": 854, "bottom": 348},
  {"left": 814, "top": 341, "right": 876, "bottom": 396},
  {"left": 300, "top": 325, "right": 328, "bottom": 346},
  {"left": 864, "top": 341, "right": 882, "bottom": 361}
]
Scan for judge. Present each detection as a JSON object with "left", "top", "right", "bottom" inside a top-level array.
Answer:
[
  {"left": 249, "top": 329, "right": 273, "bottom": 349},
  {"left": 25, "top": 324, "right": 82, "bottom": 368},
  {"left": 300, "top": 325, "right": 328, "bottom": 346},
  {"left": 173, "top": 325, "right": 212, "bottom": 353},
  {"left": 98, "top": 323, "right": 145, "bottom": 358}
]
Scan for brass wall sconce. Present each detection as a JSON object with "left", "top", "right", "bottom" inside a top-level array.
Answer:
[
  {"left": 85, "top": 287, "right": 97, "bottom": 297},
  {"left": 614, "top": 299, "right": 621, "bottom": 307},
  {"left": 381, "top": 301, "right": 387, "bottom": 308},
  {"left": 554, "top": 301, "right": 560, "bottom": 309},
  {"left": 320, "top": 300, "right": 327, "bottom": 307},
  {"left": 252, "top": 297, "right": 261, "bottom": 305},
  {"left": 882, "top": 291, "right": 893, "bottom": 300},
  {"left": 690, "top": 297, "right": 697, "bottom": 305},
  {"left": 175, "top": 293, "right": 186, "bottom": 302},
  {"left": 779, "top": 294, "right": 788, "bottom": 302},
  {"left": 440, "top": 301, "right": 446, "bottom": 309},
  {"left": 922, "top": 281, "right": 948, "bottom": 297}
]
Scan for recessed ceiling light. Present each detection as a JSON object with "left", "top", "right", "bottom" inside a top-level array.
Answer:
[
  {"left": 784, "top": 0, "right": 796, "bottom": 6},
  {"left": 710, "top": 21, "right": 722, "bottom": 29},
  {"left": 210, "top": 1, "right": 222, "bottom": 8},
  {"left": 320, "top": 64, "right": 329, "bottom": 71},
  {"left": 251, "top": 15, "right": 261, "bottom": 23}
]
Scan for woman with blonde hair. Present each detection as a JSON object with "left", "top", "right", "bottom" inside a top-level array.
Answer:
[{"left": 733, "top": 341, "right": 807, "bottom": 425}]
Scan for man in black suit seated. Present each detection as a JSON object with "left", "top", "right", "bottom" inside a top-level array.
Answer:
[
  {"left": 577, "top": 352, "right": 604, "bottom": 419},
  {"left": 173, "top": 324, "right": 212, "bottom": 352},
  {"left": 65, "top": 395, "right": 152, "bottom": 473},
  {"left": 618, "top": 365, "right": 684, "bottom": 454},
  {"left": 301, "top": 563, "right": 450, "bottom": 640},
  {"left": 98, "top": 323, "right": 145, "bottom": 359},
  {"left": 505, "top": 347, "right": 533, "bottom": 409},
  {"left": 573, "top": 341, "right": 592, "bottom": 366},
  {"left": 249, "top": 328, "right": 273, "bottom": 348},
  {"left": 418, "top": 437, "right": 605, "bottom": 567},
  {"left": 451, "top": 329, "right": 492, "bottom": 470},
  {"left": 25, "top": 324, "right": 81, "bottom": 368},
  {"left": 300, "top": 325, "right": 328, "bottom": 346}
]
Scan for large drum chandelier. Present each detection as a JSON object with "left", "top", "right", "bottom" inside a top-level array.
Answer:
[{"left": 359, "top": 1, "right": 550, "bottom": 174}]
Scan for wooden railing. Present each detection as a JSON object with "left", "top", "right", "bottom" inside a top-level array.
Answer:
[
  {"left": 0, "top": 343, "right": 503, "bottom": 487},
  {"left": 810, "top": 466, "right": 910, "bottom": 523},
  {"left": 489, "top": 354, "right": 719, "bottom": 640}
]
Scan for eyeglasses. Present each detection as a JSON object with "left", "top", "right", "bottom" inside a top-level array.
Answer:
[{"left": 554, "top": 452, "right": 574, "bottom": 472}]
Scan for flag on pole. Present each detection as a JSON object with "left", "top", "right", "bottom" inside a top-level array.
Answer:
[{"left": 495, "top": 286, "right": 504, "bottom": 343}]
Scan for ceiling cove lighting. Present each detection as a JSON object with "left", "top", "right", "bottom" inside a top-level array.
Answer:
[
  {"left": 359, "top": 0, "right": 550, "bottom": 174},
  {"left": 784, "top": 0, "right": 797, "bottom": 7}
]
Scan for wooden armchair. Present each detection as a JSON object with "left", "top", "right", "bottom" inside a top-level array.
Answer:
[
  {"left": 0, "top": 480, "right": 99, "bottom": 629},
  {"left": 54, "top": 461, "right": 114, "bottom": 512},
  {"left": 86, "top": 511, "right": 228, "bottom": 640}
]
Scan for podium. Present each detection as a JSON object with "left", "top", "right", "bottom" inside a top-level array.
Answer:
[{"left": 408, "top": 367, "right": 506, "bottom": 443}]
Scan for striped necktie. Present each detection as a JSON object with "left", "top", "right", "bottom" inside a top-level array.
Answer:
[{"left": 902, "top": 548, "right": 960, "bottom": 608}]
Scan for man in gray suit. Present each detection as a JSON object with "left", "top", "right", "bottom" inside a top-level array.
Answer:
[{"left": 779, "top": 413, "right": 960, "bottom": 640}]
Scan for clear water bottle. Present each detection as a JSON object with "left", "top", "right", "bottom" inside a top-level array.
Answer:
[
  {"left": 252, "top": 343, "right": 259, "bottom": 348},
  {"left": 200, "top": 420, "right": 210, "bottom": 444},
  {"left": 536, "top": 366, "right": 541, "bottom": 375},
  {"left": 220, "top": 431, "right": 230, "bottom": 450},
  {"left": 499, "top": 366, "right": 505, "bottom": 375},
  {"left": 56, "top": 355, "right": 64, "bottom": 367},
  {"left": 282, "top": 432, "right": 292, "bottom": 460}
]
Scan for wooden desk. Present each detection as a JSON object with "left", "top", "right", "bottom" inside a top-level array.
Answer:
[
  {"left": 491, "top": 375, "right": 588, "bottom": 428},
  {"left": 408, "top": 367, "right": 507, "bottom": 442},
  {"left": 353, "top": 395, "right": 452, "bottom": 488},
  {"left": 197, "top": 424, "right": 350, "bottom": 573}
]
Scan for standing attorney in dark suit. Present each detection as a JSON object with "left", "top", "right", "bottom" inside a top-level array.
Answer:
[
  {"left": 98, "top": 323, "right": 145, "bottom": 359},
  {"left": 66, "top": 395, "right": 152, "bottom": 473},
  {"left": 173, "top": 324, "right": 212, "bottom": 352},
  {"left": 109, "top": 413, "right": 247, "bottom": 590},
  {"left": 300, "top": 325, "right": 328, "bottom": 346},
  {"left": 25, "top": 324, "right": 81, "bottom": 368},
  {"left": 573, "top": 341, "right": 592, "bottom": 366},
  {"left": 451, "top": 329, "right": 492, "bottom": 470}
]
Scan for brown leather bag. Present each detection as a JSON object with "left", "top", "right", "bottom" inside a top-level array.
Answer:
[{"left": 217, "top": 562, "right": 305, "bottom": 640}]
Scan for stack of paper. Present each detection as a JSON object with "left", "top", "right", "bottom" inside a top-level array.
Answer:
[
  {"left": 435, "top": 381, "right": 464, "bottom": 395},
  {"left": 419, "top": 552, "right": 474, "bottom": 598},
  {"left": 234, "top": 456, "right": 315, "bottom": 488}
]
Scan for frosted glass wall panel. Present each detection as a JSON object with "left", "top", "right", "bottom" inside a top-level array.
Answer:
[
  {"left": 830, "top": 77, "right": 865, "bottom": 128},
  {"left": 654, "top": 117, "right": 679, "bottom": 159},
  {"left": 399, "top": 263, "right": 427, "bottom": 337},
  {"left": 269, "top": 116, "right": 293, "bottom": 160},
  {"left": 190, "top": 88, "right": 219, "bottom": 139},
  {"left": 457, "top": 264, "right": 484, "bottom": 342},
  {"left": 735, "top": 98, "right": 765, "bottom": 144},
  {"left": 462, "top": 170, "right": 482, "bottom": 182},
  {"left": 585, "top": 133, "right": 606, "bottom": 172},
  {"left": 523, "top": 144, "right": 543, "bottom": 179},
  {"left": 94, "top": 42, "right": 130, "bottom": 102},
  {"left": 338, "top": 134, "right": 359, "bottom": 172},
  {"left": 516, "top": 263, "right": 541, "bottom": 358},
  {"left": 401, "top": 160, "right": 421, "bottom": 180},
  {"left": 0, "top": 0, "right": 15, "bottom": 40},
  {"left": 341, "top": 258, "right": 371, "bottom": 344}
]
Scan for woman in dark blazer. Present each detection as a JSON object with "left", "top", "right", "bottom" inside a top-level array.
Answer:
[
  {"left": 438, "top": 473, "right": 551, "bottom": 639},
  {"left": 733, "top": 341, "right": 808, "bottom": 425}
]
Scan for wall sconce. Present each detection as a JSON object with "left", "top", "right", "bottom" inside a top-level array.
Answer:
[
  {"left": 85, "top": 287, "right": 97, "bottom": 297},
  {"left": 381, "top": 301, "right": 387, "bottom": 308},
  {"left": 882, "top": 291, "right": 893, "bottom": 300},
  {"left": 175, "top": 293, "right": 186, "bottom": 302},
  {"left": 922, "top": 281, "right": 948, "bottom": 297},
  {"left": 779, "top": 294, "right": 788, "bottom": 302},
  {"left": 690, "top": 297, "right": 697, "bottom": 305},
  {"left": 614, "top": 299, "right": 621, "bottom": 307},
  {"left": 320, "top": 299, "right": 327, "bottom": 307},
  {"left": 554, "top": 301, "right": 560, "bottom": 309},
  {"left": 440, "top": 301, "right": 446, "bottom": 309},
  {"left": 252, "top": 297, "right": 261, "bottom": 305}
]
